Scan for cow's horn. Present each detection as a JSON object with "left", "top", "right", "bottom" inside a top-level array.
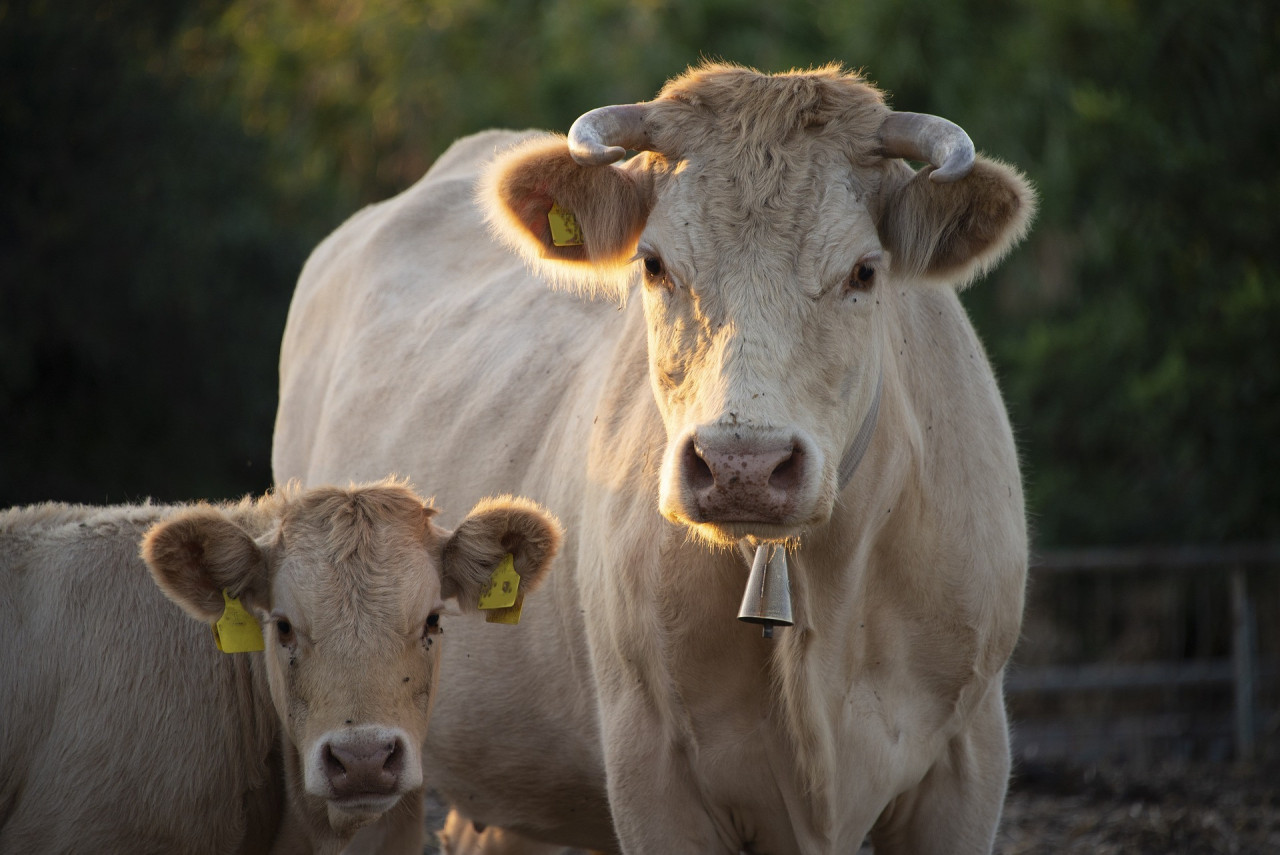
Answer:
[
  {"left": 568, "top": 104, "right": 652, "bottom": 166},
  {"left": 877, "top": 111, "right": 976, "bottom": 183}
]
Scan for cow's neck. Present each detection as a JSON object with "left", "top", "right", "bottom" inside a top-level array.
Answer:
[
  {"left": 212, "top": 649, "right": 280, "bottom": 771},
  {"left": 204, "top": 650, "right": 287, "bottom": 848},
  {"left": 764, "top": 364, "right": 916, "bottom": 837}
]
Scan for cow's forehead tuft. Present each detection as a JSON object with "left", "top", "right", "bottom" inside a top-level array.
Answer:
[
  {"left": 279, "top": 484, "right": 430, "bottom": 561},
  {"left": 646, "top": 62, "right": 888, "bottom": 165},
  {"left": 272, "top": 485, "right": 438, "bottom": 635},
  {"left": 275, "top": 527, "right": 436, "bottom": 643}
]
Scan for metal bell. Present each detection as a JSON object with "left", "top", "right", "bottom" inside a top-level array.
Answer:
[{"left": 737, "top": 543, "right": 794, "bottom": 638}]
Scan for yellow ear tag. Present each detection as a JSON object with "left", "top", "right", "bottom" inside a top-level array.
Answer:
[
  {"left": 485, "top": 592, "right": 525, "bottom": 625},
  {"left": 477, "top": 554, "right": 520, "bottom": 610},
  {"left": 213, "top": 589, "right": 265, "bottom": 653},
  {"left": 548, "top": 202, "right": 584, "bottom": 248},
  {"left": 478, "top": 554, "right": 523, "bottom": 625}
]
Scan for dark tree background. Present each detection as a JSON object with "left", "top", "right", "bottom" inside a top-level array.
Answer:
[
  {"left": 1, "top": 0, "right": 336, "bottom": 504},
  {"left": 2, "top": 0, "right": 1277, "bottom": 548}
]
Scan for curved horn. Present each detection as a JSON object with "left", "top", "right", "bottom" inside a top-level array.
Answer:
[
  {"left": 568, "top": 104, "right": 652, "bottom": 166},
  {"left": 877, "top": 111, "right": 976, "bottom": 183}
]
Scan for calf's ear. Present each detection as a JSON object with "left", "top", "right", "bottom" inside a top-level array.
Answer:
[
  {"left": 480, "top": 133, "right": 653, "bottom": 302},
  {"left": 440, "top": 496, "right": 563, "bottom": 612},
  {"left": 877, "top": 156, "right": 1035, "bottom": 289},
  {"left": 141, "top": 508, "right": 269, "bottom": 622}
]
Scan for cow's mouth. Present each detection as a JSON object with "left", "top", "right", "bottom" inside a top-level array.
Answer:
[
  {"left": 330, "top": 793, "right": 402, "bottom": 814},
  {"left": 325, "top": 793, "right": 405, "bottom": 837},
  {"left": 673, "top": 515, "right": 806, "bottom": 548}
]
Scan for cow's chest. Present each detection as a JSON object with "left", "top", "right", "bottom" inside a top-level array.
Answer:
[
  {"left": 663, "top": 674, "right": 891, "bottom": 854},
  {"left": 658, "top": 608, "right": 947, "bottom": 853}
]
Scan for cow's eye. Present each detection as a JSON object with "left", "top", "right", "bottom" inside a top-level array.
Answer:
[
  {"left": 641, "top": 255, "right": 668, "bottom": 287},
  {"left": 423, "top": 613, "right": 442, "bottom": 638},
  {"left": 275, "top": 617, "right": 294, "bottom": 644},
  {"left": 846, "top": 260, "right": 877, "bottom": 292}
]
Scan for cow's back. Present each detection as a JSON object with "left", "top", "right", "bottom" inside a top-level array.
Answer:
[
  {"left": 0, "top": 505, "right": 280, "bottom": 854},
  {"left": 275, "top": 130, "right": 627, "bottom": 512}
]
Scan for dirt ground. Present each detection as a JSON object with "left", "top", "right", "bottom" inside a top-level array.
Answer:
[{"left": 996, "top": 754, "right": 1280, "bottom": 854}]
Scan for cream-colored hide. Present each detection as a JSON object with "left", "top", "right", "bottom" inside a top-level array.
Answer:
[
  {"left": 275, "top": 64, "right": 1033, "bottom": 855},
  {"left": 0, "top": 481, "right": 559, "bottom": 855}
]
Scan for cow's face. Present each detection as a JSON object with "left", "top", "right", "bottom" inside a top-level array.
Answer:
[
  {"left": 143, "top": 483, "right": 560, "bottom": 841},
  {"left": 485, "top": 63, "right": 1033, "bottom": 546},
  {"left": 259, "top": 487, "right": 445, "bottom": 835},
  {"left": 634, "top": 138, "right": 889, "bottom": 545}
]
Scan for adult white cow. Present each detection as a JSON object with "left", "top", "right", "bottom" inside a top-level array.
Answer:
[
  {"left": 0, "top": 480, "right": 559, "bottom": 854},
  {"left": 274, "top": 63, "right": 1035, "bottom": 854}
]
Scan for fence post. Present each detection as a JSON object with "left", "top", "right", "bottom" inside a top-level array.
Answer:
[{"left": 1230, "top": 566, "right": 1257, "bottom": 762}]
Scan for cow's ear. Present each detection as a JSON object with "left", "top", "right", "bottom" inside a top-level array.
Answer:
[
  {"left": 141, "top": 508, "right": 269, "bottom": 623},
  {"left": 440, "top": 496, "right": 563, "bottom": 612},
  {"left": 480, "top": 133, "right": 653, "bottom": 302},
  {"left": 877, "top": 156, "right": 1035, "bottom": 289}
]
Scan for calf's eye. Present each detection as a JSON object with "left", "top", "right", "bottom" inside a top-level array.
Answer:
[
  {"left": 847, "top": 262, "right": 876, "bottom": 292},
  {"left": 844, "top": 251, "right": 883, "bottom": 295},
  {"left": 423, "top": 613, "right": 442, "bottom": 638},
  {"left": 275, "top": 618, "right": 293, "bottom": 642}
]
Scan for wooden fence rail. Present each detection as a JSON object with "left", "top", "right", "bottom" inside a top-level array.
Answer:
[{"left": 1007, "top": 543, "right": 1280, "bottom": 761}]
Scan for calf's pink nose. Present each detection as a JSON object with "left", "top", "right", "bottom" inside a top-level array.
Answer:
[{"left": 322, "top": 734, "right": 405, "bottom": 798}]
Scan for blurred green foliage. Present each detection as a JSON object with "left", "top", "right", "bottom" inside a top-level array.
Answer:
[{"left": 2, "top": 0, "right": 1277, "bottom": 546}]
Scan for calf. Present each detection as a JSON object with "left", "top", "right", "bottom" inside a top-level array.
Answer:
[{"left": 0, "top": 479, "right": 560, "bottom": 854}]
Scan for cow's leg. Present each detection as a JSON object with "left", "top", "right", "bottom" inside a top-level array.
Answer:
[
  {"left": 868, "top": 688, "right": 1011, "bottom": 855},
  {"left": 436, "top": 807, "right": 599, "bottom": 855},
  {"left": 598, "top": 694, "right": 736, "bottom": 855}
]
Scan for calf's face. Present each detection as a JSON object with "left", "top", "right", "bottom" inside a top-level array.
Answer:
[{"left": 142, "top": 484, "right": 560, "bottom": 842}]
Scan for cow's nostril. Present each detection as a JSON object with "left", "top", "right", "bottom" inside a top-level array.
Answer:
[
  {"left": 677, "top": 430, "right": 811, "bottom": 524},
  {"left": 323, "top": 744, "right": 346, "bottom": 779},
  {"left": 384, "top": 739, "right": 403, "bottom": 774},
  {"left": 768, "top": 445, "right": 803, "bottom": 493},
  {"left": 682, "top": 437, "right": 715, "bottom": 492}
]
